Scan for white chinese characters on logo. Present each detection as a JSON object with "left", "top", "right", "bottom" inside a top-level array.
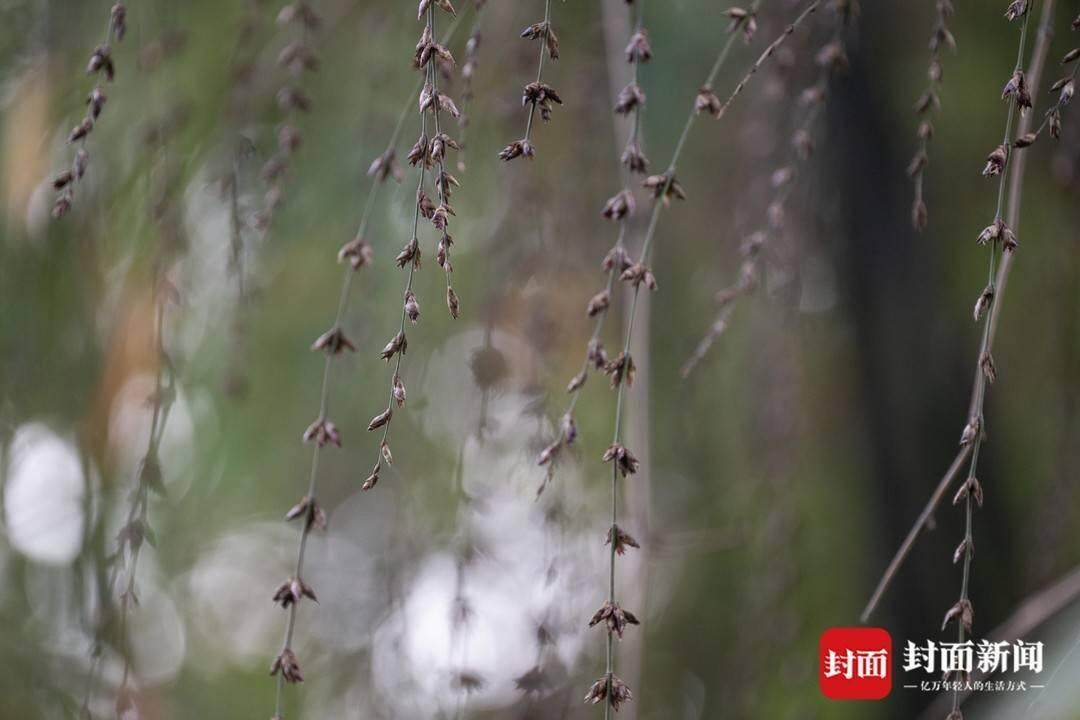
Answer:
[
  {"left": 902, "top": 640, "right": 1043, "bottom": 675},
  {"left": 824, "top": 649, "right": 889, "bottom": 680}
]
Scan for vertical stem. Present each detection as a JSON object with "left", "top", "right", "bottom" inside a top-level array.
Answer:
[{"left": 524, "top": 0, "right": 554, "bottom": 143}]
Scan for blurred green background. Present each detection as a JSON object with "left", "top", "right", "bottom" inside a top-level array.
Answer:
[{"left": 2, "top": 0, "right": 1080, "bottom": 718}]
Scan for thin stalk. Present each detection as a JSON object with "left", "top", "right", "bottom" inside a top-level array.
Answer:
[
  {"left": 681, "top": 35, "right": 844, "bottom": 379},
  {"left": 639, "top": 0, "right": 817, "bottom": 268},
  {"left": 595, "top": 2, "right": 828, "bottom": 714},
  {"left": 711, "top": 1, "right": 821, "bottom": 121},
  {"left": 524, "top": 0, "right": 554, "bottom": 143},
  {"left": 861, "top": 0, "right": 1057, "bottom": 625},
  {"left": 270, "top": 10, "right": 469, "bottom": 718}
]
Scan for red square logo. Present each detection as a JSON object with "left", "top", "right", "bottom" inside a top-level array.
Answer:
[{"left": 819, "top": 627, "right": 892, "bottom": 700}]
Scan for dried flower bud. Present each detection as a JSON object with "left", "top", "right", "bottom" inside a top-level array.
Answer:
[
  {"left": 446, "top": 286, "right": 461, "bottom": 318},
  {"left": 1004, "top": 0, "right": 1028, "bottom": 21},
  {"left": 928, "top": 57, "right": 943, "bottom": 83},
  {"left": 952, "top": 537, "right": 974, "bottom": 565},
  {"left": 417, "top": 190, "right": 436, "bottom": 218},
  {"left": 278, "top": 42, "right": 319, "bottom": 73},
  {"left": 53, "top": 170, "right": 75, "bottom": 191},
  {"left": 86, "top": 87, "right": 107, "bottom": 119},
  {"left": 952, "top": 476, "right": 984, "bottom": 507},
  {"left": 625, "top": 29, "right": 651, "bottom": 63},
  {"left": 771, "top": 166, "right": 794, "bottom": 188},
  {"left": 110, "top": 3, "right": 127, "bottom": 41},
  {"left": 606, "top": 525, "right": 641, "bottom": 555},
  {"left": 620, "top": 262, "right": 657, "bottom": 290},
  {"left": 380, "top": 332, "right": 407, "bottom": 361},
  {"left": 801, "top": 83, "right": 827, "bottom": 107},
  {"left": 498, "top": 139, "right": 534, "bottom": 161},
  {"left": 68, "top": 118, "right": 94, "bottom": 144},
  {"left": 560, "top": 413, "right": 577, "bottom": 445},
  {"left": 930, "top": 21, "right": 956, "bottom": 52},
  {"left": 792, "top": 128, "right": 814, "bottom": 160},
  {"left": 522, "top": 82, "right": 562, "bottom": 121},
  {"left": 942, "top": 598, "right": 974, "bottom": 633},
  {"left": 338, "top": 236, "right": 373, "bottom": 270},
  {"left": 586, "top": 290, "right": 610, "bottom": 317},
  {"left": 603, "top": 442, "right": 640, "bottom": 477},
  {"left": 404, "top": 291, "right": 421, "bottom": 323},
  {"left": 621, "top": 142, "right": 649, "bottom": 173},
  {"left": 567, "top": 370, "right": 587, "bottom": 393},
  {"left": 642, "top": 173, "right": 686, "bottom": 204},
  {"left": 912, "top": 201, "right": 928, "bottom": 232},
  {"left": 588, "top": 601, "right": 641, "bottom": 638},
  {"left": 537, "top": 440, "right": 561, "bottom": 466},
  {"left": 984, "top": 351, "right": 997, "bottom": 386},
  {"left": 1001, "top": 70, "right": 1032, "bottom": 114},
  {"left": 311, "top": 326, "right": 356, "bottom": 355},
  {"left": 277, "top": 86, "right": 312, "bottom": 113},
  {"left": 368, "top": 408, "right": 392, "bottom": 432},
  {"left": 303, "top": 417, "right": 341, "bottom": 447},
  {"left": 907, "top": 151, "right": 928, "bottom": 178},
  {"left": 1013, "top": 131, "right": 1039, "bottom": 148},
  {"left": 368, "top": 148, "right": 402, "bottom": 183},
  {"left": 602, "top": 190, "right": 635, "bottom": 221},
  {"left": 278, "top": 1, "right": 321, "bottom": 27},
  {"left": 973, "top": 286, "right": 994, "bottom": 322},
  {"left": 272, "top": 576, "right": 318, "bottom": 608},
  {"left": 52, "top": 192, "right": 72, "bottom": 219},
  {"left": 285, "top": 495, "right": 326, "bottom": 529},
  {"left": 362, "top": 462, "right": 380, "bottom": 491},
  {"left": 694, "top": 86, "right": 722, "bottom": 117},
  {"left": 87, "top": 45, "right": 115, "bottom": 81},
  {"left": 584, "top": 673, "right": 632, "bottom": 711},
  {"left": 959, "top": 416, "right": 981, "bottom": 446},
  {"left": 270, "top": 648, "right": 303, "bottom": 683},
  {"left": 1060, "top": 79, "right": 1075, "bottom": 106},
  {"left": 396, "top": 238, "right": 421, "bottom": 269},
  {"left": 1048, "top": 107, "right": 1062, "bottom": 139},
  {"left": 602, "top": 245, "right": 632, "bottom": 273},
  {"left": 515, "top": 666, "right": 550, "bottom": 694},
  {"left": 815, "top": 41, "right": 848, "bottom": 72},
  {"left": 614, "top": 82, "right": 646, "bottom": 115},
  {"left": 587, "top": 339, "right": 609, "bottom": 369},
  {"left": 914, "top": 90, "right": 939, "bottom": 115},
  {"left": 982, "top": 144, "right": 1007, "bottom": 176}
]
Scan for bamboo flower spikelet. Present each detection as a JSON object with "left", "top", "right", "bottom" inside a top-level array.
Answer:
[
  {"left": 578, "top": 1, "right": 831, "bottom": 713},
  {"left": 362, "top": 0, "right": 466, "bottom": 493},
  {"left": 682, "top": 2, "right": 855, "bottom": 378},
  {"left": 909, "top": 1, "right": 957, "bottom": 231},
  {"left": 255, "top": 1, "right": 321, "bottom": 234},
  {"left": 50, "top": 3, "right": 127, "bottom": 219},
  {"left": 535, "top": 0, "right": 655, "bottom": 495},
  {"left": 860, "top": 1, "right": 1077, "bottom": 689},
  {"left": 500, "top": 0, "right": 561, "bottom": 161},
  {"left": 267, "top": 2, "right": 331, "bottom": 715}
]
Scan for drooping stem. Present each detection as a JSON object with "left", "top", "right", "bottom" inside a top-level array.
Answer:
[
  {"left": 861, "top": 0, "right": 1057, "bottom": 627},
  {"left": 524, "top": 0, "right": 554, "bottom": 143}
]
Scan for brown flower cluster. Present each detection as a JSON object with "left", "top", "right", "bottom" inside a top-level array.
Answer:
[
  {"left": 363, "top": 0, "right": 466, "bottom": 494},
  {"left": 254, "top": 2, "right": 322, "bottom": 232},
  {"left": 1013, "top": 23, "right": 1079, "bottom": 150},
  {"left": 942, "top": 5, "right": 1047, "bottom": 717},
  {"left": 500, "top": 0, "right": 561, "bottom": 161},
  {"left": 909, "top": 1, "right": 956, "bottom": 231},
  {"left": 51, "top": 3, "right": 127, "bottom": 219}
]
